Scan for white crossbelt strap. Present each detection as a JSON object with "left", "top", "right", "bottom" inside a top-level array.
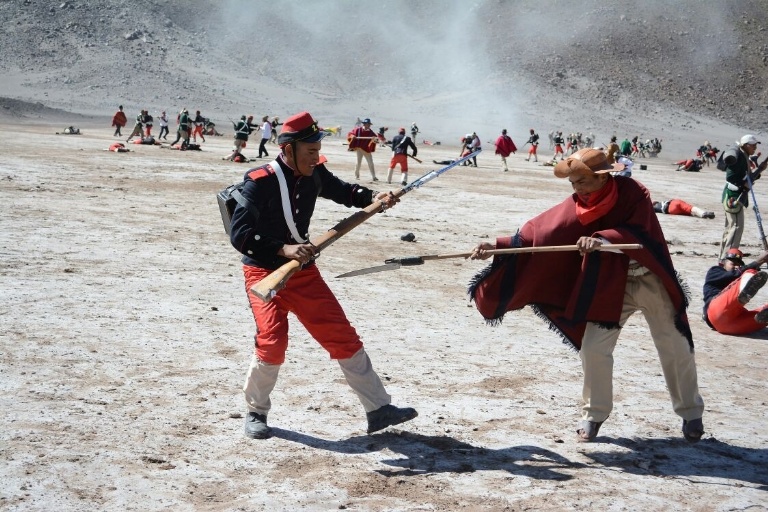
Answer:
[{"left": 270, "top": 159, "right": 308, "bottom": 243}]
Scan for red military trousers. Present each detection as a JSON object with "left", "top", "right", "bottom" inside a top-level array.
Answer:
[
  {"left": 666, "top": 199, "right": 693, "bottom": 216},
  {"left": 707, "top": 269, "right": 766, "bottom": 335},
  {"left": 243, "top": 264, "right": 363, "bottom": 364}
]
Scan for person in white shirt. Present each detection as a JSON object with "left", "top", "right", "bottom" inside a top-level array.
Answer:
[
  {"left": 158, "top": 111, "right": 169, "bottom": 140},
  {"left": 259, "top": 115, "right": 271, "bottom": 158}
]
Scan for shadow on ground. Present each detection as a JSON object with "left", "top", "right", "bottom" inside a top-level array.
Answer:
[
  {"left": 584, "top": 436, "right": 768, "bottom": 490},
  {"left": 273, "top": 428, "right": 583, "bottom": 480},
  {"left": 273, "top": 428, "right": 768, "bottom": 489}
]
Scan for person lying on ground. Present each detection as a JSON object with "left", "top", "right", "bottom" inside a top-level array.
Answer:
[
  {"left": 653, "top": 199, "right": 715, "bottom": 218},
  {"left": 674, "top": 158, "right": 703, "bottom": 172},
  {"left": 702, "top": 248, "right": 768, "bottom": 335}
]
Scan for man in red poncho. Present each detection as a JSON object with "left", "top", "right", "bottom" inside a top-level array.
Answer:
[
  {"left": 494, "top": 129, "right": 517, "bottom": 172},
  {"left": 347, "top": 118, "right": 378, "bottom": 181},
  {"left": 468, "top": 148, "right": 705, "bottom": 443},
  {"left": 111, "top": 105, "right": 127, "bottom": 137}
]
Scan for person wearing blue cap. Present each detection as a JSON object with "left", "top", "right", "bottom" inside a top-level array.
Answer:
[
  {"left": 347, "top": 117, "right": 379, "bottom": 181},
  {"left": 229, "top": 111, "right": 417, "bottom": 440}
]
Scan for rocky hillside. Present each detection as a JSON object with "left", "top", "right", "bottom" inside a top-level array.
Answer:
[
  {"left": 1, "top": 0, "right": 767, "bottom": 144},
  {"left": 490, "top": 1, "right": 768, "bottom": 128}
]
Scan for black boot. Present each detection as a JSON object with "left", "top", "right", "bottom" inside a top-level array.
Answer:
[
  {"left": 244, "top": 412, "right": 272, "bottom": 439},
  {"left": 366, "top": 404, "right": 418, "bottom": 434}
]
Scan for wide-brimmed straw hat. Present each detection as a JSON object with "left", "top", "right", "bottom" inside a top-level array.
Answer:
[{"left": 554, "top": 148, "right": 625, "bottom": 178}]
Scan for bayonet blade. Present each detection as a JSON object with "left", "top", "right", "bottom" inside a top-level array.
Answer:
[{"left": 335, "top": 262, "right": 402, "bottom": 278}]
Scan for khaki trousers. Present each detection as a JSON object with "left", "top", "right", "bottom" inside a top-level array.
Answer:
[
  {"left": 127, "top": 124, "right": 143, "bottom": 139},
  {"left": 719, "top": 205, "right": 744, "bottom": 259},
  {"left": 580, "top": 270, "right": 704, "bottom": 423},
  {"left": 354, "top": 149, "right": 376, "bottom": 179}
]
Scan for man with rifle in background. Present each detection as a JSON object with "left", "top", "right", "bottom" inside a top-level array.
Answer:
[
  {"left": 524, "top": 128, "right": 539, "bottom": 162},
  {"left": 386, "top": 127, "right": 418, "bottom": 185},
  {"left": 719, "top": 134, "right": 768, "bottom": 259},
  {"left": 170, "top": 108, "right": 190, "bottom": 148},
  {"left": 226, "top": 115, "right": 257, "bottom": 161}
]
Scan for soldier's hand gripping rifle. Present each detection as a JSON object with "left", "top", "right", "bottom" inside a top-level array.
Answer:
[{"left": 250, "top": 149, "right": 482, "bottom": 302}]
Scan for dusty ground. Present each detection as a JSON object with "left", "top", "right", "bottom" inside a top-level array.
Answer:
[{"left": 1, "top": 122, "right": 767, "bottom": 511}]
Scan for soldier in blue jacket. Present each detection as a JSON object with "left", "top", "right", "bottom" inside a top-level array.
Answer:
[{"left": 229, "top": 111, "right": 418, "bottom": 440}]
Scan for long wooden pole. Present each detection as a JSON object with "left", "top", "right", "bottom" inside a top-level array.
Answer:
[
  {"left": 251, "top": 200, "right": 388, "bottom": 302},
  {"left": 412, "top": 243, "right": 644, "bottom": 261},
  {"left": 335, "top": 244, "right": 645, "bottom": 278}
]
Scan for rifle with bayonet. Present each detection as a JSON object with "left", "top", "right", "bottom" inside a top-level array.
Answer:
[{"left": 250, "top": 149, "right": 482, "bottom": 302}]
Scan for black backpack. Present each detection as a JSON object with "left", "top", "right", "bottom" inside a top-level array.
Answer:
[
  {"left": 217, "top": 181, "right": 257, "bottom": 235},
  {"left": 716, "top": 151, "right": 727, "bottom": 171},
  {"left": 717, "top": 147, "right": 742, "bottom": 172}
]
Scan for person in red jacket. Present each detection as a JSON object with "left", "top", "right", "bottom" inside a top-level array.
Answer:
[
  {"left": 112, "top": 105, "right": 127, "bottom": 137},
  {"left": 468, "top": 148, "right": 704, "bottom": 443},
  {"left": 347, "top": 118, "right": 378, "bottom": 181},
  {"left": 494, "top": 129, "right": 517, "bottom": 172}
]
